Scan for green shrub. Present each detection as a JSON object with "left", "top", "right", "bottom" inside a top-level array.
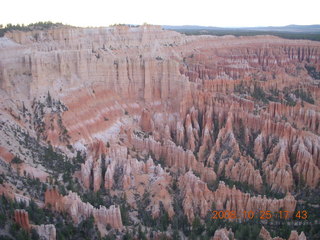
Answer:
[
  {"left": 284, "top": 94, "right": 296, "bottom": 106},
  {"left": 0, "top": 22, "right": 67, "bottom": 37},
  {"left": 11, "top": 156, "right": 23, "bottom": 164},
  {"left": 294, "top": 89, "right": 315, "bottom": 104},
  {"left": 252, "top": 85, "right": 268, "bottom": 103},
  {"left": 305, "top": 65, "right": 320, "bottom": 79}
]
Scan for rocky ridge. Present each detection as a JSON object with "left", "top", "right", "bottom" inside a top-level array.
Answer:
[{"left": 44, "top": 188, "right": 123, "bottom": 229}]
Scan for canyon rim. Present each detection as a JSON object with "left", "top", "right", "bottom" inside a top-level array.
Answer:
[{"left": 0, "top": 24, "right": 319, "bottom": 239}]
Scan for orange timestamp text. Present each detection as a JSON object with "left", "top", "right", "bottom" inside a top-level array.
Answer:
[{"left": 211, "top": 210, "right": 308, "bottom": 220}]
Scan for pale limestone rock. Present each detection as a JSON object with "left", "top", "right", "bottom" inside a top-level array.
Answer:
[
  {"left": 288, "top": 231, "right": 307, "bottom": 240},
  {"left": 45, "top": 188, "right": 123, "bottom": 231},
  {"left": 33, "top": 224, "right": 57, "bottom": 240},
  {"left": 260, "top": 226, "right": 306, "bottom": 240},
  {"left": 212, "top": 228, "right": 234, "bottom": 240}
]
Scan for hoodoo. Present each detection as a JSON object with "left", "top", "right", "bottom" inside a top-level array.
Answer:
[{"left": 0, "top": 25, "right": 319, "bottom": 239}]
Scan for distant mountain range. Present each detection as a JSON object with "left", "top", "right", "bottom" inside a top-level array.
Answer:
[{"left": 163, "top": 24, "right": 320, "bottom": 33}]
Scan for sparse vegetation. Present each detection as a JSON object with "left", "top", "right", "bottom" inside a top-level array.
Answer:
[
  {"left": 11, "top": 156, "right": 23, "bottom": 164},
  {"left": 169, "top": 28, "right": 320, "bottom": 42},
  {"left": 284, "top": 93, "right": 296, "bottom": 106},
  {"left": 305, "top": 65, "right": 320, "bottom": 79},
  {"left": 234, "top": 81, "right": 250, "bottom": 95},
  {"left": 137, "top": 191, "right": 155, "bottom": 227},
  {"left": 1, "top": 23, "right": 320, "bottom": 240},
  {"left": 0, "top": 22, "right": 69, "bottom": 37},
  {"left": 293, "top": 88, "right": 315, "bottom": 104},
  {"left": 251, "top": 85, "right": 268, "bottom": 103},
  {"left": 0, "top": 174, "right": 4, "bottom": 185},
  {"left": 0, "top": 194, "right": 103, "bottom": 240}
]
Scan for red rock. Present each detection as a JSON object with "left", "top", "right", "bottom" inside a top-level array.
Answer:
[
  {"left": 207, "top": 112, "right": 241, "bottom": 167},
  {"left": 1, "top": 26, "right": 320, "bottom": 235},
  {"left": 0, "top": 147, "right": 14, "bottom": 163},
  {"left": 81, "top": 156, "right": 93, "bottom": 189},
  {"left": 44, "top": 187, "right": 62, "bottom": 208},
  {"left": 263, "top": 140, "right": 294, "bottom": 193},
  {"left": 45, "top": 188, "right": 123, "bottom": 230},
  {"left": 185, "top": 114, "right": 196, "bottom": 152},
  {"left": 140, "top": 108, "right": 154, "bottom": 132},
  {"left": 179, "top": 171, "right": 296, "bottom": 223},
  {"left": 219, "top": 157, "right": 263, "bottom": 192},
  {"left": 175, "top": 121, "right": 185, "bottom": 146},
  {"left": 103, "top": 145, "right": 174, "bottom": 218},
  {"left": 14, "top": 209, "right": 56, "bottom": 240},
  {"left": 292, "top": 137, "right": 320, "bottom": 188},
  {"left": 14, "top": 209, "right": 30, "bottom": 230},
  {"left": 260, "top": 226, "right": 306, "bottom": 240},
  {"left": 131, "top": 134, "right": 216, "bottom": 183}
]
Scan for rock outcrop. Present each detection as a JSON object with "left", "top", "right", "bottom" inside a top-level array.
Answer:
[
  {"left": 140, "top": 108, "right": 154, "bottom": 132},
  {"left": 45, "top": 188, "right": 123, "bottom": 230},
  {"left": 1, "top": 25, "right": 320, "bottom": 239},
  {"left": 288, "top": 231, "right": 307, "bottom": 240},
  {"left": 1, "top": 26, "right": 319, "bottom": 193},
  {"left": 101, "top": 145, "right": 174, "bottom": 218},
  {"left": 262, "top": 139, "right": 294, "bottom": 193},
  {"left": 80, "top": 140, "right": 109, "bottom": 192},
  {"left": 33, "top": 224, "right": 57, "bottom": 240},
  {"left": 14, "top": 209, "right": 30, "bottom": 231},
  {"left": 212, "top": 228, "right": 234, "bottom": 240},
  {"left": 14, "top": 209, "right": 56, "bottom": 240},
  {"left": 259, "top": 226, "right": 306, "bottom": 240},
  {"left": 131, "top": 134, "right": 216, "bottom": 182},
  {"left": 217, "top": 157, "right": 263, "bottom": 192},
  {"left": 179, "top": 171, "right": 296, "bottom": 222}
]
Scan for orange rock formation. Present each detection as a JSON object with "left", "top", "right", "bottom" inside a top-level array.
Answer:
[
  {"left": 179, "top": 171, "right": 296, "bottom": 222},
  {"left": 0, "top": 25, "right": 320, "bottom": 238},
  {"left": 45, "top": 188, "right": 123, "bottom": 230},
  {"left": 259, "top": 226, "right": 306, "bottom": 240},
  {"left": 14, "top": 209, "right": 30, "bottom": 230}
]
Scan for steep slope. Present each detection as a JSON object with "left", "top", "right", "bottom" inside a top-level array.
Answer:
[{"left": 0, "top": 25, "right": 319, "bottom": 239}]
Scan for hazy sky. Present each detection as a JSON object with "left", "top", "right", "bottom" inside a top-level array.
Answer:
[{"left": 1, "top": 0, "right": 319, "bottom": 27}]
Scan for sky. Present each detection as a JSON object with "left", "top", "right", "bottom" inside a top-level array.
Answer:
[{"left": 1, "top": 0, "right": 319, "bottom": 28}]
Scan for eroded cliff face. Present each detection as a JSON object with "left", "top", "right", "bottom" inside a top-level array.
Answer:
[
  {"left": 211, "top": 227, "right": 307, "bottom": 240},
  {"left": 14, "top": 209, "right": 56, "bottom": 240},
  {"left": 0, "top": 25, "right": 320, "bottom": 239},
  {"left": 14, "top": 209, "right": 31, "bottom": 230},
  {"left": 45, "top": 188, "right": 123, "bottom": 229},
  {"left": 79, "top": 143, "right": 175, "bottom": 219},
  {"left": 179, "top": 171, "right": 296, "bottom": 222},
  {"left": 33, "top": 224, "right": 56, "bottom": 240},
  {"left": 259, "top": 226, "right": 307, "bottom": 240}
]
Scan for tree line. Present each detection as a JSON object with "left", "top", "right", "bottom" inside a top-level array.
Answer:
[{"left": 0, "top": 22, "right": 68, "bottom": 37}]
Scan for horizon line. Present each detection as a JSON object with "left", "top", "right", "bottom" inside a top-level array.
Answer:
[{"left": 1, "top": 22, "right": 320, "bottom": 29}]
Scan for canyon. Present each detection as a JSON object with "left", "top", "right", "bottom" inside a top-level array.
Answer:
[{"left": 0, "top": 25, "right": 319, "bottom": 239}]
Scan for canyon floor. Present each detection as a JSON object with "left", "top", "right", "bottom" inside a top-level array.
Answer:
[{"left": 0, "top": 24, "right": 319, "bottom": 240}]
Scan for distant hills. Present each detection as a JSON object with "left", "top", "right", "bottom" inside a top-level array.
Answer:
[
  {"left": 242, "top": 24, "right": 320, "bottom": 33},
  {"left": 162, "top": 24, "right": 320, "bottom": 41},
  {"left": 163, "top": 24, "right": 320, "bottom": 33}
]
